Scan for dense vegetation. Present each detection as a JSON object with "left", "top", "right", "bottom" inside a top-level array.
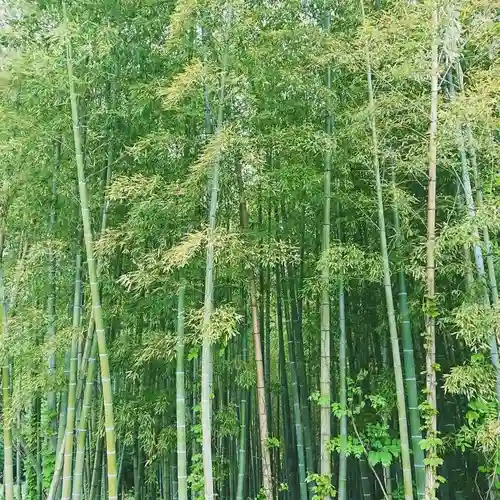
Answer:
[{"left": 0, "top": 0, "right": 498, "bottom": 498}]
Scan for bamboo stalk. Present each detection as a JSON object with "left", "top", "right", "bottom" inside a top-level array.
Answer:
[
  {"left": 321, "top": 8, "right": 333, "bottom": 495},
  {"left": 61, "top": 252, "right": 82, "bottom": 499},
  {"left": 47, "top": 142, "right": 59, "bottom": 457},
  {"left": 1, "top": 269, "right": 14, "bottom": 500},
  {"left": 236, "top": 164, "right": 273, "bottom": 498},
  {"left": 176, "top": 280, "right": 188, "bottom": 500},
  {"left": 360, "top": 1, "right": 413, "bottom": 497},
  {"left": 200, "top": 9, "right": 231, "bottom": 499},
  {"left": 392, "top": 170, "right": 426, "bottom": 498},
  {"left": 281, "top": 266, "right": 307, "bottom": 500},
  {"left": 71, "top": 132, "right": 113, "bottom": 500},
  {"left": 1, "top": 230, "right": 16, "bottom": 500},
  {"left": 236, "top": 295, "right": 249, "bottom": 500},
  {"left": 424, "top": 2, "right": 439, "bottom": 497},
  {"left": 64, "top": 8, "right": 118, "bottom": 498}
]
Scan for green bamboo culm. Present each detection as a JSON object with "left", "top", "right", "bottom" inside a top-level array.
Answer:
[
  {"left": 337, "top": 200, "right": 347, "bottom": 500},
  {"left": 200, "top": 8, "right": 231, "bottom": 499},
  {"left": 236, "top": 299, "right": 249, "bottom": 500},
  {"left": 64, "top": 6, "right": 118, "bottom": 499},
  {"left": 282, "top": 266, "right": 307, "bottom": 500},
  {"left": 392, "top": 171, "right": 425, "bottom": 498},
  {"left": 176, "top": 280, "right": 188, "bottom": 500},
  {"left": 0, "top": 231, "right": 14, "bottom": 500},
  {"left": 320, "top": 4, "right": 333, "bottom": 496},
  {"left": 275, "top": 262, "right": 297, "bottom": 496},
  {"left": 200, "top": 83, "right": 217, "bottom": 500},
  {"left": 236, "top": 161, "right": 273, "bottom": 498},
  {"left": 54, "top": 386, "right": 68, "bottom": 493},
  {"left": 338, "top": 262, "right": 347, "bottom": 500},
  {"left": 54, "top": 172, "right": 110, "bottom": 500},
  {"left": 360, "top": 1, "right": 413, "bottom": 497},
  {"left": 72, "top": 145, "right": 113, "bottom": 499},
  {"left": 61, "top": 252, "right": 82, "bottom": 499},
  {"left": 71, "top": 334, "right": 98, "bottom": 500},
  {"left": 47, "top": 142, "right": 59, "bottom": 456},
  {"left": 424, "top": 1, "right": 439, "bottom": 495},
  {"left": 360, "top": 456, "right": 372, "bottom": 499}
]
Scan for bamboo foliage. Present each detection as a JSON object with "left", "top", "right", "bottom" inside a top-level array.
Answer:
[
  {"left": 448, "top": 66, "right": 500, "bottom": 402},
  {"left": 0, "top": 1, "right": 497, "bottom": 499}
]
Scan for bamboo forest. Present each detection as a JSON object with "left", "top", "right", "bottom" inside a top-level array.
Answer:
[{"left": 0, "top": 0, "right": 498, "bottom": 498}]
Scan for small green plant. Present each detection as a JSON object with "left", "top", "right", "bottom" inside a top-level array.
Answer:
[
  {"left": 256, "top": 487, "right": 266, "bottom": 499},
  {"left": 454, "top": 397, "right": 499, "bottom": 492},
  {"left": 310, "top": 390, "right": 331, "bottom": 408},
  {"left": 187, "top": 453, "right": 204, "bottom": 495},
  {"left": 365, "top": 423, "right": 401, "bottom": 467},
  {"left": 306, "top": 473, "right": 337, "bottom": 499},
  {"left": 419, "top": 400, "right": 444, "bottom": 486},
  {"left": 266, "top": 436, "right": 280, "bottom": 448},
  {"left": 327, "top": 435, "right": 364, "bottom": 458},
  {"left": 278, "top": 482, "right": 289, "bottom": 492}
]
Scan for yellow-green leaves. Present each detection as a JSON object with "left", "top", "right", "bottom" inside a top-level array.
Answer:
[
  {"left": 117, "top": 227, "right": 247, "bottom": 294},
  {"left": 444, "top": 355, "right": 495, "bottom": 399},
  {"left": 450, "top": 301, "right": 500, "bottom": 351},
  {"left": 108, "top": 174, "right": 167, "bottom": 202},
  {"left": 189, "top": 124, "right": 235, "bottom": 176},
  {"left": 159, "top": 58, "right": 204, "bottom": 108},
  {"left": 318, "top": 242, "right": 383, "bottom": 283},
  {"left": 166, "top": 0, "right": 200, "bottom": 48},
  {"left": 188, "top": 304, "right": 241, "bottom": 345}
]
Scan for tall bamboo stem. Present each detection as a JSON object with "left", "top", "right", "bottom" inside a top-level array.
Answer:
[
  {"left": 282, "top": 266, "right": 307, "bottom": 500},
  {"left": 61, "top": 252, "right": 82, "bottom": 499},
  {"left": 200, "top": 9, "right": 231, "bottom": 499},
  {"left": 424, "top": 2, "right": 439, "bottom": 497},
  {"left": 64, "top": 10, "right": 118, "bottom": 498},
  {"left": 0, "top": 231, "right": 14, "bottom": 500},
  {"left": 360, "top": 1, "right": 413, "bottom": 496},
  {"left": 320, "top": 6, "right": 332, "bottom": 486},
  {"left": 176, "top": 280, "right": 188, "bottom": 500},
  {"left": 392, "top": 171, "right": 426, "bottom": 498},
  {"left": 236, "top": 164, "right": 273, "bottom": 498},
  {"left": 47, "top": 142, "right": 59, "bottom": 456}
]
